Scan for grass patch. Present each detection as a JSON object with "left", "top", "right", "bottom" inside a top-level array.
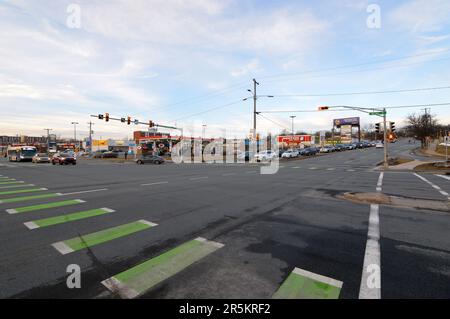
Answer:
[{"left": 414, "top": 162, "right": 450, "bottom": 172}]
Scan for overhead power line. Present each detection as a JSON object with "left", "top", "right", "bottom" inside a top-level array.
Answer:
[
  {"left": 257, "top": 102, "right": 450, "bottom": 114},
  {"left": 257, "top": 113, "right": 292, "bottom": 131},
  {"left": 266, "top": 85, "right": 450, "bottom": 98},
  {"left": 145, "top": 50, "right": 450, "bottom": 117}
]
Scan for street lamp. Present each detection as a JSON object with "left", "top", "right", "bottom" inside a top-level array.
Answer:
[
  {"left": 71, "top": 122, "right": 79, "bottom": 150},
  {"left": 202, "top": 124, "right": 207, "bottom": 140},
  {"left": 290, "top": 115, "right": 296, "bottom": 136}
]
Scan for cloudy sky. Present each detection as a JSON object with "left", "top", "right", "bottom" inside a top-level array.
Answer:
[{"left": 1, "top": 0, "right": 450, "bottom": 139}]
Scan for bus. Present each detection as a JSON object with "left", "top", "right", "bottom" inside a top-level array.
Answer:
[{"left": 7, "top": 146, "right": 37, "bottom": 162}]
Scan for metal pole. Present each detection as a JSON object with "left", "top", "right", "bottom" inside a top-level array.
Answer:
[
  {"left": 383, "top": 108, "right": 389, "bottom": 169},
  {"left": 253, "top": 78, "right": 259, "bottom": 139},
  {"left": 71, "top": 122, "right": 78, "bottom": 150}
]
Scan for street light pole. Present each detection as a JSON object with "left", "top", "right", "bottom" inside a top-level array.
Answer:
[
  {"left": 44, "top": 128, "right": 52, "bottom": 151},
  {"left": 290, "top": 116, "right": 296, "bottom": 136},
  {"left": 71, "top": 122, "right": 79, "bottom": 150},
  {"left": 252, "top": 79, "right": 259, "bottom": 139}
]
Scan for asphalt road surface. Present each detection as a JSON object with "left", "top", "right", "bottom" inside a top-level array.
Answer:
[{"left": 0, "top": 140, "right": 449, "bottom": 299}]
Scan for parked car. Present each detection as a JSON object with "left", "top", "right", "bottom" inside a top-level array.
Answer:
[
  {"left": 320, "top": 146, "right": 334, "bottom": 153},
  {"left": 254, "top": 150, "right": 278, "bottom": 162},
  {"left": 52, "top": 152, "right": 76, "bottom": 165},
  {"left": 306, "top": 147, "right": 319, "bottom": 156},
  {"left": 136, "top": 155, "right": 165, "bottom": 165},
  {"left": 375, "top": 142, "right": 384, "bottom": 149},
  {"left": 32, "top": 153, "right": 50, "bottom": 163},
  {"left": 334, "top": 144, "right": 347, "bottom": 151},
  {"left": 237, "top": 151, "right": 255, "bottom": 162},
  {"left": 101, "top": 151, "right": 119, "bottom": 158},
  {"left": 281, "top": 150, "right": 299, "bottom": 158}
]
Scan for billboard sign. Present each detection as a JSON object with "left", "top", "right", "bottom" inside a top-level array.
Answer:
[
  {"left": 277, "top": 135, "right": 313, "bottom": 145},
  {"left": 334, "top": 117, "right": 360, "bottom": 127}
]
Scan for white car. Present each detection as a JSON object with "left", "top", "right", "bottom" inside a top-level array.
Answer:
[
  {"left": 254, "top": 150, "right": 278, "bottom": 162},
  {"left": 281, "top": 150, "right": 299, "bottom": 158},
  {"left": 375, "top": 142, "right": 384, "bottom": 149}
]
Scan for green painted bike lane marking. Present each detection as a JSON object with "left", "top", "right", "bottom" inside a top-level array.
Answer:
[
  {"left": 0, "top": 193, "right": 60, "bottom": 204},
  {"left": 6, "top": 199, "right": 85, "bottom": 214},
  {"left": 0, "top": 184, "right": 34, "bottom": 190},
  {"left": 24, "top": 207, "right": 115, "bottom": 229},
  {"left": 272, "top": 268, "right": 343, "bottom": 299},
  {"left": 51, "top": 220, "right": 157, "bottom": 255},
  {"left": 101, "top": 237, "right": 224, "bottom": 299},
  {"left": 0, "top": 188, "right": 46, "bottom": 196}
]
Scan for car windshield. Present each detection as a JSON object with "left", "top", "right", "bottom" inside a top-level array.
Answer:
[
  {"left": 37, "top": 153, "right": 47, "bottom": 157},
  {"left": 60, "top": 153, "right": 71, "bottom": 157}
]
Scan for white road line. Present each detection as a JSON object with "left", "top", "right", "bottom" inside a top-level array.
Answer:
[
  {"left": 376, "top": 172, "right": 384, "bottom": 192},
  {"left": 435, "top": 174, "right": 450, "bottom": 181},
  {"left": 51, "top": 241, "right": 74, "bottom": 255},
  {"left": 326, "top": 168, "right": 335, "bottom": 171},
  {"left": 24, "top": 221, "right": 39, "bottom": 230},
  {"left": 141, "top": 181, "right": 169, "bottom": 186},
  {"left": 308, "top": 167, "right": 317, "bottom": 170},
  {"left": 245, "top": 171, "right": 257, "bottom": 174},
  {"left": 359, "top": 171, "right": 383, "bottom": 299},
  {"left": 414, "top": 173, "right": 450, "bottom": 200},
  {"left": 189, "top": 176, "right": 209, "bottom": 180},
  {"left": 55, "top": 188, "right": 108, "bottom": 196},
  {"left": 359, "top": 204, "right": 381, "bottom": 299}
]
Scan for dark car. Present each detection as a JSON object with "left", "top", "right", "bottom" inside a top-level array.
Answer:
[
  {"left": 52, "top": 152, "right": 76, "bottom": 165},
  {"left": 136, "top": 155, "right": 165, "bottom": 165},
  {"left": 299, "top": 147, "right": 318, "bottom": 156},
  {"left": 101, "top": 151, "right": 119, "bottom": 158}
]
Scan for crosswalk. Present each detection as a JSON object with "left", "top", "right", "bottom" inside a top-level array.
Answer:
[{"left": 0, "top": 173, "right": 343, "bottom": 299}]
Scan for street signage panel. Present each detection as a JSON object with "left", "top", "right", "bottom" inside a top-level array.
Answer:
[
  {"left": 277, "top": 135, "right": 313, "bottom": 145},
  {"left": 333, "top": 117, "right": 360, "bottom": 127}
]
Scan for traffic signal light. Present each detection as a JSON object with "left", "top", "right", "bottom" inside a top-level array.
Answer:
[
  {"left": 318, "top": 106, "right": 329, "bottom": 111},
  {"left": 149, "top": 120, "right": 154, "bottom": 128},
  {"left": 375, "top": 123, "right": 380, "bottom": 134},
  {"left": 105, "top": 113, "right": 109, "bottom": 122},
  {"left": 98, "top": 114, "right": 104, "bottom": 120},
  {"left": 390, "top": 122, "right": 396, "bottom": 133},
  {"left": 127, "top": 116, "right": 131, "bottom": 125}
]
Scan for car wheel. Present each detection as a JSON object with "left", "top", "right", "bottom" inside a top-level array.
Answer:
[
  {"left": 137, "top": 160, "right": 143, "bottom": 165},
  {"left": 72, "top": 162, "right": 76, "bottom": 165}
]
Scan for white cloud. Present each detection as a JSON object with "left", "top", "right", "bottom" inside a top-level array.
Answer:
[
  {"left": 390, "top": 0, "right": 450, "bottom": 33},
  {"left": 230, "top": 59, "right": 261, "bottom": 77}
]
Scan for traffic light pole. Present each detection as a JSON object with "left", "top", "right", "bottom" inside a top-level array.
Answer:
[
  {"left": 318, "top": 105, "right": 389, "bottom": 169},
  {"left": 383, "top": 108, "right": 388, "bottom": 169}
]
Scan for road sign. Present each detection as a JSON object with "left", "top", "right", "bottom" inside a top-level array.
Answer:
[{"left": 369, "top": 111, "right": 386, "bottom": 116}]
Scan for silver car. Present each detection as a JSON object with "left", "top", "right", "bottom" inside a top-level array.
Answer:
[{"left": 32, "top": 153, "right": 50, "bottom": 163}]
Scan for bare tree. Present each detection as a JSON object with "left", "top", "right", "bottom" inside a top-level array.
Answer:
[{"left": 405, "top": 113, "right": 439, "bottom": 148}]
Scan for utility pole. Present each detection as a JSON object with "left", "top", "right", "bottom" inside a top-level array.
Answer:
[
  {"left": 382, "top": 108, "right": 388, "bottom": 169},
  {"left": 290, "top": 116, "right": 296, "bottom": 136},
  {"left": 252, "top": 78, "right": 259, "bottom": 139},
  {"left": 87, "top": 121, "right": 94, "bottom": 154},
  {"left": 44, "top": 128, "right": 52, "bottom": 151}
]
